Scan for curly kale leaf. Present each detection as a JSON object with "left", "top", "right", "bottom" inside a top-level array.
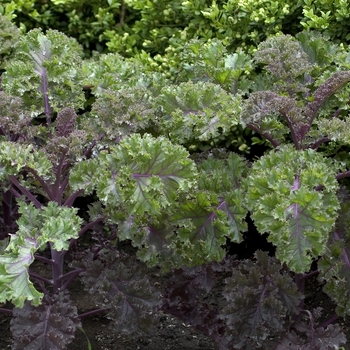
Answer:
[
  {"left": 0, "top": 141, "right": 53, "bottom": 185},
  {"left": 0, "top": 201, "right": 82, "bottom": 307},
  {"left": 240, "top": 91, "right": 306, "bottom": 146},
  {"left": 221, "top": 251, "right": 302, "bottom": 350},
  {"left": 276, "top": 308, "right": 346, "bottom": 349},
  {"left": 157, "top": 81, "right": 241, "bottom": 145},
  {"left": 246, "top": 145, "right": 339, "bottom": 273},
  {"left": 81, "top": 252, "right": 161, "bottom": 334},
  {"left": 84, "top": 87, "right": 156, "bottom": 142},
  {"left": 71, "top": 133, "right": 197, "bottom": 218},
  {"left": 119, "top": 152, "right": 248, "bottom": 269},
  {"left": 2, "top": 28, "right": 85, "bottom": 116},
  {"left": 0, "top": 14, "right": 20, "bottom": 68},
  {"left": 0, "top": 234, "right": 42, "bottom": 308},
  {"left": 254, "top": 34, "right": 313, "bottom": 94},
  {"left": 11, "top": 291, "right": 81, "bottom": 350},
  {"left": 0, "top": 92, "right": 33, "bottom": 140}
]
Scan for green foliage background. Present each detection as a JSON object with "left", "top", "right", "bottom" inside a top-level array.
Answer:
[{"left": 2, "top": 0, "right": 350, "bottom": 72}]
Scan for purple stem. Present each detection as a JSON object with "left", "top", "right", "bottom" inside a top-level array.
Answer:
[
  {"left": 336, "top": 170, "right": 350, "bottom": 180},
  {"left": 24, "top": 167, "right": 54, "bottom": 201},
  {"left": 311, "top": 137, "right": 330, "bottom": 150},
  {"left": 8, "top": 175, "right": 42, "bottom": 209},
  {"left": 0, "top": 308, "right": 13, "bottom": 315},
  {"left": 59, "top": 269, "right": 84, "bottom": 290},
  {"left": 50, "top": 246, "right": 67, "bottom": 293},
  {"left": 247, "top": 123, "right": 281, "bottom": 148},
  {"left": 35, "top": 254, "right": 55, "bottom": 266},
  {"left": 317, "top": 313, "right": 338, "bottom": 329},
  {"left": 64, "top": 189, "right": 84, "bottom": 207},
  {"left": 78, "top": 308, "right": 108, "bottom": 319},
  {"left": 29, "top": 271, "right": 52, "bottom": 286}
]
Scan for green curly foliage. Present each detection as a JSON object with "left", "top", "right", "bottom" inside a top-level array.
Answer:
[
  {"left": 0, "top": 141, "right": 52, "bottom": 184},
  {"left": 317, "top": 116, "right": 350, "bottom": 145},
  {"left": 0, "top": 201, "right": 82, "bottom": 307},
  {"left": 81, "top": 53, "right": 145, "bottom": 96},
  {"left": 0, "top": 14, "right": 20, "bottom": 68},
  {"left": 254, "top": 34, "right": 314, "bottom": 95},
  {"left": 118, "top": 152, "right": 248, "bottom": 269},
  {"left": 2, "top": 28, "right": 85, "bottom": 116},
  {"left": 157, "top": 81, "right": 241, "bottom": 145},
  {"left": 82, "top": 88, "right": 156, "bottom": 142},
  {"left": 246, "top": 145, "right": 340, "bottom": 273},
  {"left": 0, "top": 234, "right": 41, "bottom": 308},
  {"left": 70, "top": 133, "right": 197, "bottom": 218},
  {"left": 0, "top": 92, "right": 32, "bottom": 141}
]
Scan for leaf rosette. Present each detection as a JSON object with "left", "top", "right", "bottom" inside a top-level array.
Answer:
[{"left": 246, "top": 145, "right": 340, "bottom": 273}]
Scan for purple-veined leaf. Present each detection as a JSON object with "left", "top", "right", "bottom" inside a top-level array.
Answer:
[
  {"left": 276, "top": 308, "right": 347, "bottom": 349},
  {"left": 81, "top": 253, "right": 161, "bottom": 334},
  {"left": 246, "top": 145, "right": 339, "bottom": 273},
  {"left": 95, "top": 133, "right": 197, "bottom": 218},
  {"left": 221, "top": 251, "right": 302, "bottom": 349},
  {"left": 11, "top": 291, "right": 81, "bottom": 350}
]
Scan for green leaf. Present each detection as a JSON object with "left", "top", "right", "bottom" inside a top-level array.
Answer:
[
  {"left": 96, "top": 133, "right": 198, "bottom": 218},
  {"left": 157, "top": 81, "right": 241, "bottom": 145},
  {"left": 246, "top": 145, "right": 340, "bottom": 273},
  {"left": 0, "top": 201, "right": 82, "bottom": 306},
  {"left": 0, "top": 235, "right": 42, "bottom": 308},
  {"left": 0, "top": 141, "right": 53, "bottom": 184},
  {"left": 2, "top": 28, "right": 85, "bottom": 115}
]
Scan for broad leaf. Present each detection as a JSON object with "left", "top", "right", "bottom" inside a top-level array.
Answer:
[
  {"left": 81, "top": 252, "right": 161, "bottom": 334},
  {"left": 0, "top": 201, "right": 82, "bottom": 307},
  {"left": 3, "top": 28, "right": 85, "bottom": 115},
  {"left": 11, "top": 291, "right": 81, "bottom": 350},
  {"left": 0, "top": 235, "right": 42, "bottom": 308},
  {"left": 221, "top": 251, "right": 302, "bottom": 349},
  {"left": 94, "top": 133, "right": 198, "bottom": 218},
  {"left": 246, "top": 145, "right": 339, "bottom": 273},
  {"left": 157, "top": 81, "right": 241, "bottom": 144}
]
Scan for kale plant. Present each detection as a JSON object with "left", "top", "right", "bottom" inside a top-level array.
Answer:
[{"left": 1, "top": 22, "right": 350, "bottom": 350}]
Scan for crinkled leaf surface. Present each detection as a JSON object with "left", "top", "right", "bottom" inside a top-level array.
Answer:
[
  {"left": 0, "top": 201, "right": 82, "bottom": 307},
  {"left": 118, "top": 152, "right": 248, "bottom": 269},
  {"left": 246, "top": 145, "right": 339, "bottom": 273},
  {"left": 221, "top": 251, "right": 302, "bottom": 349},
  {"left": 157, "top": 81, "right": 241, "bottom": 144},
  {"left": 11, "top": 291, "right": 81, "bottom": 350},
  {"left": 81, "top": 253, "right": 161, "bottom": 334},
  {"left": 0, "top": 141, "right": 52, "bottom": 184},
  {"left": 2, "top": 28, "right": 85, "bottom": 114},
  {"left": 94, "top": 133, "right": 198, "bottom": 218},
  {"left": 0, "top": 235, "right": 41, "bottom": 308}
]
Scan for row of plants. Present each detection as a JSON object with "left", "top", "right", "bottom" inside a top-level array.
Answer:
[
  {"left": 2, "top": 0, "right": 350, "bottom": 78},
  {"left": 1, "top": 14, "right": 350, "bottom": 349}
]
